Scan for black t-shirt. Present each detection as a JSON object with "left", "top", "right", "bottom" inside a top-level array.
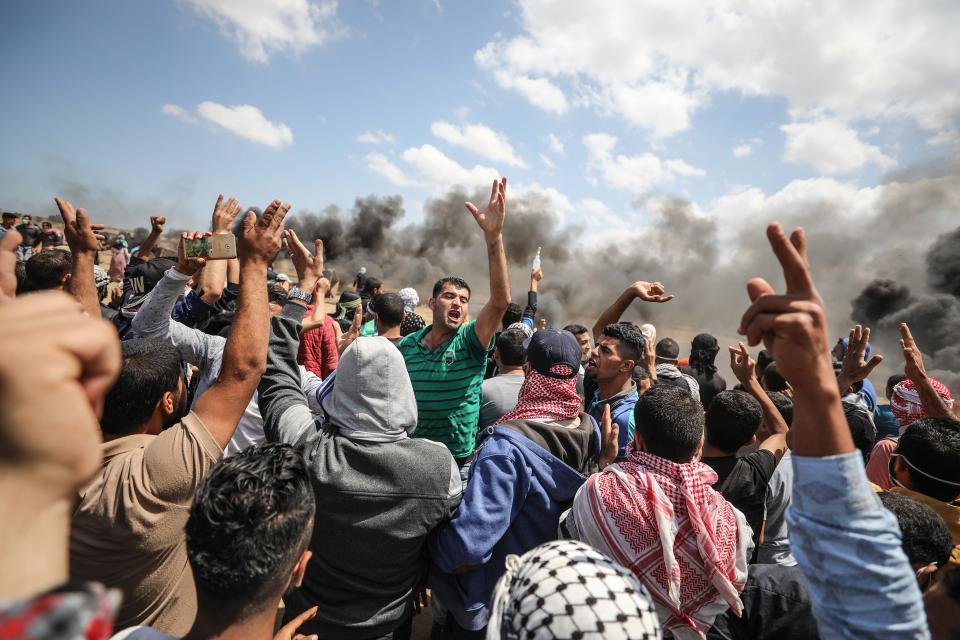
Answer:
[
  {"left": 707, "top": 564, "right": 818, "bottom": 639},
  {"left": 680, "top": 365, "right": 727, "bottom": 409},
  {"left": 701, "top": 449, "right": 776, "bottom": 557}
]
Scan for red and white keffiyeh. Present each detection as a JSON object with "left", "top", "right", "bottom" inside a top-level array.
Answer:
[
  {"left": 891, "top": 378, "right": 953, "bottom": 432},
  {"left": 495, "top": 368, "right": 582, "bottom": 425},
  {"left": 567, "top": 449, "right": 751, "bottom": 639}
]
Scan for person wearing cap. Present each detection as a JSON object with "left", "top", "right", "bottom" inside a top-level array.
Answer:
[
  {"left": 353, "top": 265, "right": 367, "bottom": 291},
  {"left": 429, "top": 328, "right": 618, "bottom": 636},
  {"left": 274, "top": 272, "right": 292, "bottom": 293}
]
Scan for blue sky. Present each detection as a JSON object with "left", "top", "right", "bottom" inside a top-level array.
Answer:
[{"left": 1, "top": 0, "right": 956, "bottom": 232}]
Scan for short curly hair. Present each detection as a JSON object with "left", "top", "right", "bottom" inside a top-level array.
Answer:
[
  {"left": 186, "top": 443, "right": 315, "bottom": 617},
  {"left": 601, "top": 322, "right": 645, "bottom": 362}
]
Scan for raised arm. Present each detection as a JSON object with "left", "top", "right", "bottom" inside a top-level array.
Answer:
[
  {"left": 836, "top": 324, "right": 884, "bottom": 397},
  {"left": 738, "top": 222, "right": 927, "bottom": 637},
  {"left": 192, "top": 201, "right": 289, "bottom": 448},
  {"left": 521, "top": 268, "right": 541, "bottom": 328},
  {"left": 728, "top": 342, "right": 788, "bottom": 461},
  {"left": 197, "top": 195, "right": 241, "bottom": 304},
  {"left": 900, "top": 323, "right": 956, "bottom": 421},
  {"left": 591, "top": 281, "right": 673, "bottom": 342},
  {"left": 467, "top": 178, "right": 511, "bottom": 348},
  {"left": 136, "top": 215, "right": 166, "bottom": 261},
  {"left": 55, "top": 197, "right": 105, "bottom": 317}
]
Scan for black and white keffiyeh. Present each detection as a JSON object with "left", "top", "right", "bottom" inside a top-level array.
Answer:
[{"left": 487, "top": 540, "right": 662, "bottom": 640}]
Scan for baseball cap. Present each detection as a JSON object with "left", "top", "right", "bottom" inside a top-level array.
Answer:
[
  {"left": 122, "top": 257, "right": 177, "bottom": 310},
  {"left": 276, "top": 273, "right": 291, "bottom": 283},
  {"left": 523, "top": 328, "right": 581, "bottom": 379}
]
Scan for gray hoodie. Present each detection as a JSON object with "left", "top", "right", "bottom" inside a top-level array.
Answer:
[{"left": 258, "top": 302, "right": 461, "bottom": 639}]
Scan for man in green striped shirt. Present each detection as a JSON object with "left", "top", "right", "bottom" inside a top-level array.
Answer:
[{"left": 398, "top": 177, "right": 512, "bottom": 473}]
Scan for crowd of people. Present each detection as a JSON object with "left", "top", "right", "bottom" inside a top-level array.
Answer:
[{"left": 1, "top": 178, "right": 959, "bottom": 640}]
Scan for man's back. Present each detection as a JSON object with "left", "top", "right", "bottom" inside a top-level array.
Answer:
[
  {"left": 701, "top": 450, "right": 775, "bottom": 554},
  {"left": 70, "top": 412, "right": 222, "bottom": 636},
  {"left": 478, "top": 374, "right": 524, "bottom": 427},
  {"left": 285, "top": 427, "right": 460, "bottom": 637}
]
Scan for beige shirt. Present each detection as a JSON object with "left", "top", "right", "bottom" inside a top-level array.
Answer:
[{"left": 70, "top": 412, "right": 222, "bottom": 636}]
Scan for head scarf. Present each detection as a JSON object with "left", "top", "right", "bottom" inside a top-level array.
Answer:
[
  {"left": 321, "top": 337, "right": 417, "bottom": 442},
  {"left": 332, "top": 292, "right": 362, "bottom": 320},
  {"left": 487, "top": 539, "right": 662, "bottom": 640},
  {"left": 566, "top": 449, "right": 750, "bottom": 638},
  {"left": 688, "top": 333, "right": 720, "bottom": 376},
  {"left": 495, "top": 368, "right": 582, "bottom": 425},
  {"left": 506, "top": 321, "right": 533, "bottom": 339},
  {"left": 640, "top": 324, "right": 657, "bottom": 347},
  {"left": 891, "top": 378, "right": 953, "bottom": 433},
  {"left": 398, "top": 287, "right": 419, "bottom": 312},
  {"left": 93, "top": 265, "right": 110, "bottom": 290}
]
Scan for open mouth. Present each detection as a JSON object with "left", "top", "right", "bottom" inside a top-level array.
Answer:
[{"left": 447, "top": 310, "right": 462, "bottom": 322}]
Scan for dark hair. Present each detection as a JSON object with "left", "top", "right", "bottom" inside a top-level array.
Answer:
[
  {"left": 496, "top": 328, "right": 527, "bottom": 367},
  {"left": 886, "top": 374, "right": 907, "bottom": 399},
  {"left": 268, "top": 285, "right": 289, "bottom": 306},
  {"left": 563, "top": 323, "right": 589, "bottom": 337},
  {"left": 41, "top": 221, "right": 52, "bottom": 228},
  {"left": 502, "top": 302, "right": 523, "bottom": 328},
  {"left": 877, "top": 492, "right": 953, "bottom": 569},
  {"left": 602, "top": 322, "right": 645, "bottom": 362},
  {"left": 23, "top": 249, "right": 71, "bottom": 291},
  {"left": 373, "top": 292, "right": 405, "bottom": 328},
  {"left": 896, "top": 418, "right": 960, "bottom": 502},
  {"left": 1, "top": 212, "right": 16, "bottom": 220},
  {"left": 705, "top": 391, "right": 763, "bottom": 453},
  {"left": 101, "top": 339, "right": 183, "bottom": 435},
  {"left": 361, "top": 277, "right": 383, "bottom": 296},
  {"left": 634, "top": 384, "right": 704, "bottom": 462},
  {"left": 766, "top": 391, "right": 794, "bottom": 426},
  {"left": 432, "top": 276, "right": 471, "bottom": 299},
  {"left": 655, "top": 337, "right": 679, "bottom": 360},
  {"left": 756, "top": 350, "right": 774, "bottom": 373},
  {"left": 843, "top": 401, "right": 876, "bottom": 463},
  {"left": 186, "top": 444, "right": 315, "bottom": 619},
  {"left": 762, "top": 363, "right": 789, "bottom": 392}
]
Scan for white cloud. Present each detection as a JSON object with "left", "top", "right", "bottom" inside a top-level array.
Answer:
[
  {"left": 475, "top": 1, "right": 960, "bottom": 140},
  {"left": 400, "top": 145, "right": 499, "bottom": 190},
  {"left": 539, "top": 153, "right": 556, "bottom": 169},
  {"left": 545, "top": 133, "right": 564, "bottom": 155},
  {"left": 356, "top": 130, "right": 396, "bottom": 145},
  {"left": 583, "top": 133, "right": 705, "bottom": 195},
  {"left": 732, "top": 144, "right": 753, "bottom": 158},
  {"left": 161, "top": 103, "right": 197, "bottom": 124},
  {"left": 183, "top": 0, "right": 339, "bottom": 63},
  {"left": 364, "top": 153, "right": 412, "bottom": 186},
  {"left": 195, "top": 101, "right": 294, "bottom": 148},
  {"left": 781, "top": 119, "right": 896, "bottom": 174},
  {"left": 578, "top": 197, "right": 631, "bottom": 229},
  {"left": 431, "top": 121, "right": 527, "bottom": 168}
]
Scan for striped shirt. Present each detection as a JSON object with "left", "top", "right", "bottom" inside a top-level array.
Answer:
[{"left": 398, "top": 321, "right": 491, "bottom": 459}]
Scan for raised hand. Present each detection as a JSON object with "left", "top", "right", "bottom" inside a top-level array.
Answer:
[
  {"left": 630, "top": 280, "right": 674, "bottom": 303},
  {"left": 728, "top": 342, "right": 757, "bottom": 385},
  {"left": 176, "top": 231, "right": 211, "bottom": 276},
  {"left": 599, "top": 404, "right": 619, "bottom": 469},
  {"left": 899, "top": 323, "right": 927, "bottom": 384},
  {"left": 150, "top": 215, "right": 166, "bottom": 234},
  {"left": 531, "top": 268, "right": 543, "bottom": 283},
  {"left": 55, "top": 197, "right": 104, "bottom": 255},
  {"left": 738, "top": 224, "right": 831, "bottom": 387},
  {"left": 465, "top": 177, "right": 507, "bottom": 239},
  {"left": 337, "top": 302, "right": 363, "bottom": 355},
  {"left": 211, "top": 194, "right": 241, "bottom": 234},
  {"left": 837, "top": 324, "right": 883, "bottom": 393},
  {"left": 238, "top": 200, "right": 290, "bottom": 266},
  {"left": 283, "top": 230, "right": 324, "bottom": 292},
  {"left": 273, "top": 605, "right": 318, "bottom": 640}
]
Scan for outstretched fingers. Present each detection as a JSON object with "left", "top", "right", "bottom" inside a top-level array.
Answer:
[{"left": 766, "top": 223, "right": 814, "bottom": 295}]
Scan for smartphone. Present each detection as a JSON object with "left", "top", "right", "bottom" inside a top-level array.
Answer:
[{"left": 184, "top": 234, "right": 237, "bottom": 260}]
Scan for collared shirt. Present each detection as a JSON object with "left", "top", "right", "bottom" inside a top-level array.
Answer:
[
  {"left": 398, "top": 321, "right": 492, "bottom": 459},
  {"left": 787, "top": 451, "right": 928, "bottom": 638},
  {"left": 587, "top": 384, "right": 638, "bottom": 457}
]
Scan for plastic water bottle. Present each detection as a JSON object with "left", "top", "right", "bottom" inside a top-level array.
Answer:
[{"left": 532, "top": 246, "right": 542, "bottom": 271}]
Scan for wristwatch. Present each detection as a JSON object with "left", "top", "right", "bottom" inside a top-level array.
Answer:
[{"left": 288, "top": 287, "right": 313, "bottom": 305}]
